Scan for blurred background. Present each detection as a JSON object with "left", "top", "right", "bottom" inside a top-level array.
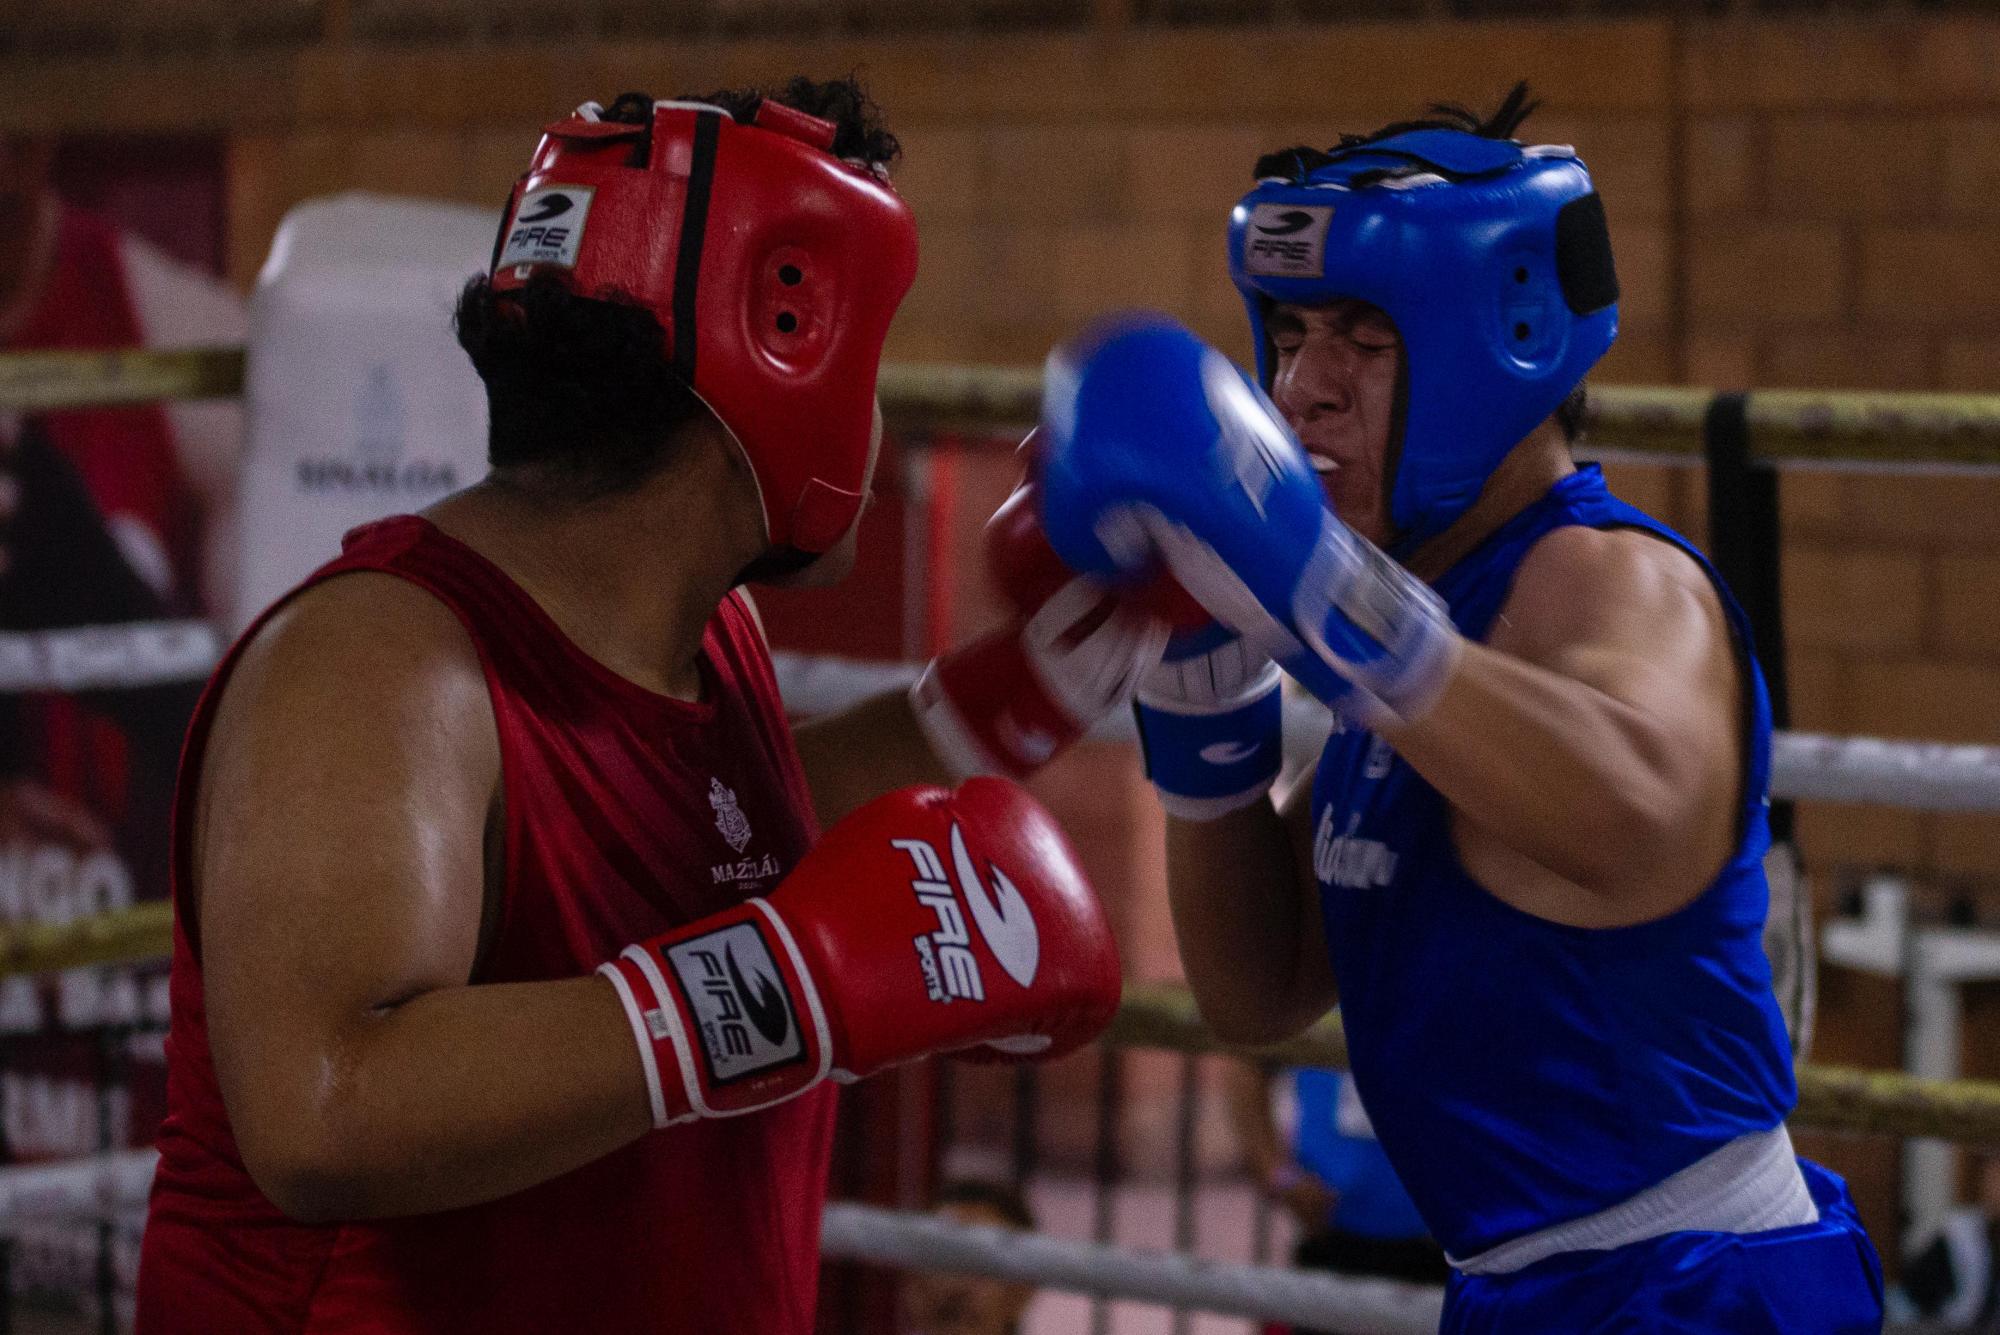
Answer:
[{"left": 1, "top": 2, "right": 1999, "bottom": 1332}]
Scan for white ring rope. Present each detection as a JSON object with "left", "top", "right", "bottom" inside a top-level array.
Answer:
[
  {"left": 2, "top": 1153, "right": 1441, "bottom": 1331},
  {"left": 772, "top": 652, "right": 2000, "bottom": 814},
  {"left": 0, "top": 620, "right": 220, "bottom": 693},
  {"left": 0, "top": 1153, "right": 1950, "bottom": 1335},
  {"left": 822, "top": 1201, "right": 1443, "bottom": 1333},
  {"left": 1770, "top": 732, "right": 2000, "bottom": 812},
  {"left": 0, "top": 1149, "right": 155, "bottom": 1221},
  {"left": 6, "top": 627, "right": 1998, "bottom": 813},
  {"left": 0, "top": 1151, "right": 1955, "bottom": 1332}
]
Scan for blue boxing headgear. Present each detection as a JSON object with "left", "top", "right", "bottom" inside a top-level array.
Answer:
[{"left": 1228, "top": 128, "right": 1619, "bottom": 550}]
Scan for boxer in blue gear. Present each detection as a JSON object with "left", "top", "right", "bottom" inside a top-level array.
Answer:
[{"left": 1039, "top": 85, "right": 1884, "bottom": 1333}]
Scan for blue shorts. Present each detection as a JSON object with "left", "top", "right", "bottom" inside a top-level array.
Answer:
[{"left": 1440, "top": 1161, "right": 1884, "bottom": 1334}]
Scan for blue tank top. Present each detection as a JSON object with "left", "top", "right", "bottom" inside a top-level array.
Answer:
[{"left": 1308, "top": 465, "right": 1796, "bottom": 1260}]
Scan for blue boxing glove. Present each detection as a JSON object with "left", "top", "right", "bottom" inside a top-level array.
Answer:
[
  {"left": 1037, "top": 315, "right": 1463, "bottom": 727},
  {"left": 1133, "top": 622, "right": 1284, "bottom": 820}
]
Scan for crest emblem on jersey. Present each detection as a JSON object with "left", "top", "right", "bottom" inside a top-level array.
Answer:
[{"left": 710, "top": 778, "right": 753, "bottom": 853}]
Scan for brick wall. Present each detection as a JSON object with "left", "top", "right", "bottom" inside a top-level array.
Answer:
[{"left": 11, "top": 14, "right": 1998, "bottom": 1258}]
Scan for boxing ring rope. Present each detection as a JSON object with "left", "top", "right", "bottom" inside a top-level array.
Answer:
[
  {"left": 19, "top": 626, "right": 2000, "bottom": 813},
  {"left": 772, "top": 654, "right": 2000, "bottom": 815},
  {"left": 3, "top": 877, "right": 2000, "bottom": 1147},
  {"left": 0, "top": 1148, "right": 1446, "bottom": 1333},
  {"left": 0, "top": 622, "right": 222, "bottom": 694},
  {"left": 0, "top": 347, "right": 245, "bottom": 413},
  {"left": 874, "top": 365, "right": 2000, "bottom": 470},
  {"left": 6, "top": 347, "right": 2000, "bottom": 468},
  {"left": 1107, "top": 983, "right": 2000, "bottom": 1150},
  {"left": 0, "top": 902, "right": 174, "bottom": 978},
  {"left": 0, "top": 1150, "right": 1963, "bottom": 1335},
  {"left": 1769, "top": 733, "right": 2000, "bottom": 812},
  {"left": 819, "top": 1201, "right": 1443, "bottom": 1333}
]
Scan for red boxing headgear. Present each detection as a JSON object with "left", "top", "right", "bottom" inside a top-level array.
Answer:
[{"left": 490, "top": 98, "right": 920, "bottom": 555}]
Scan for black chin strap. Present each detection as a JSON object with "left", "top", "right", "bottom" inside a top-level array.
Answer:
[
  {"left": 735, "top": 544, "right": 819, "bottom": 588},
  {"left": 1380, "top": 353, "right": 1415, "bottom": 558},
  {"left": 669, "top": 109, "right": 723, "bottom": 382}
]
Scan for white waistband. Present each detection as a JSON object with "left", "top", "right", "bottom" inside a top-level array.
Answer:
[{"left": 1448, "top": 1125, "right": 1819, "bottom": 1276}]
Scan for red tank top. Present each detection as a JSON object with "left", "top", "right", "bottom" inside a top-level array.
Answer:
[{"left": 135, "top": 517, "right": 834, "bottom": 1334}]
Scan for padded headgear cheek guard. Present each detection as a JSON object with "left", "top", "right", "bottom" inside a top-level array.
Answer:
[
  {"left": 1228, "top": 129, "right": 1619, "bottom": 551},
  {"left": 491, "top": 99, "right": 920, "bottom": 555}
]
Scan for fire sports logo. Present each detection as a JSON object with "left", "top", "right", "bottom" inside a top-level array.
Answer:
[
  {"left": 895, "top": 825, "right": 1042, "bottom": 1005},
  {"left": 662, "top": 922, "right": 803, "bottom": 1083}
]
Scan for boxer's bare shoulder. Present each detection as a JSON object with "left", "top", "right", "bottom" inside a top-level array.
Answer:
[
  {"left": 202, "top": 574, "right": 497, "bottom": 831},
  {"left": 233, "top": 572, "right": 485, "bottom": 699},
  {"left": 1456, "top": 523, "right": 1743, "bottom": 927},
  {"left": 1493, "top": 523, "right": 1739, "bottom": 710},
  {"left": 193, "top": 571, "right": 499, "bottom": 941}
]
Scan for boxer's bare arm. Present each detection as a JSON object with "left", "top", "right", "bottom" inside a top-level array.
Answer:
[
  {"left": 793, "top": 691, "right": 957, "bottom": 827},
  {"left": 197, "top": 575, "right": 652, "bottom": 1224},
  {"left": 1162, "top": 779, "right": 1334, "bottom": 1045},
  {"left": 1385, "top": 525, "right": 1742, "bottom": 927},
  {"left": 731, "top": 591, "right": 953, "bottom": 828}
]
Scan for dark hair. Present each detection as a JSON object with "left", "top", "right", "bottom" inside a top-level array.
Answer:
[
  {"left": 454, "top": 272, "right": 703, "bottom": 496},
  {"left": 1249, "top": 82, "right": 1589, "bottom": 445},
  {"left": 455, "top": 75, "right": 898, "bottom": 496},
  {"left": 668, "top": 74, "right": 900, "bottom": 169},
  {"left": 1252, "top": 81, "right": 1538, "bottom": 185},
  {"left": 934, "top": 1178, "right": 1036, "bottom": 1232}
]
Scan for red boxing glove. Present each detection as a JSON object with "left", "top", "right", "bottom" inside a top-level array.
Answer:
[
  {"left": 983, "top": 467, "right": 1073, "bottom": 613},
  {"left": 986, "top": 451, "right": 1210, "bottom": 631},
  {"left": 912, "top": 474, "right": 1172, "bottom": 779},
  {"left": 599, "top": 779, "right": 1121, "bottom": 1126}
]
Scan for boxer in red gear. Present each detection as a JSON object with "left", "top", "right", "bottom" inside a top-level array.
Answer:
[{"left": 135, "top": 80, "right": 1138, "bottom": 1335}]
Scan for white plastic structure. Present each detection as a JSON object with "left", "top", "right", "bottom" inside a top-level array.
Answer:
[
  {"left": 1823, "top": 876, "right": 2000, "bottom": 1251},
  {"left": 232, "top": 194, "right": 495, "bottom": 632}
]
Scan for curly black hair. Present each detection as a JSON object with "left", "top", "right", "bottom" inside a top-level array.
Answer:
[
  {"left": 1251, "top": 81, "right": 1538, "bottom": 184},
  {"left": 456, "top": 75, "right": 898, "bottom": 496},
  {"left": 668, "top": 74, "right": 900, "bottom": 168},
  {"left": 1247, "top": 82, "right": 1589, "bottom": 444}
]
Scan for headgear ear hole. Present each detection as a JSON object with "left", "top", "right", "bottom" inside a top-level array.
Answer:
[
  {"left": 776, "top": 311, "right": 799, "bottom": 334},
  {"left": 1513, "top": 322, "right": 1531, "bottom": 341},
  {"left": 779, "top": 264, "right": 803, "bottom": 286}
]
